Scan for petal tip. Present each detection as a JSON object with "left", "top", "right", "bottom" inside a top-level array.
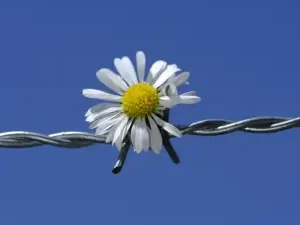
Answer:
[{"left": 136, "top": 51, "right": 145, "bottom": 55}]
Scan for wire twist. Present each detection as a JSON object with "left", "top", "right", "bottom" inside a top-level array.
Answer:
[
  {"left": 0, "top": 117, "right": 298, "bottom": 148},
  {"left": 1, "top": 116, "right": 299, "bottom": 174}
]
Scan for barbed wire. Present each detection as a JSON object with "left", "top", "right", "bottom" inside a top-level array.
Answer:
[
  {"left": 1, "top": 116, "right": 299, "bottom": 174},
  {"left": 0, "top": 117, "right": 299, "bottom": 148}
]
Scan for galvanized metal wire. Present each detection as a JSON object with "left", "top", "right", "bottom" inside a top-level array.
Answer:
[{"left": 0, "top": 117, "right": 299, "bottom": 148}]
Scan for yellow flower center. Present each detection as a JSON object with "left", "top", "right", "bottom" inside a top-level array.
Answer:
[{"left": 122, "top": 83, "right": 159, "bottom": 118}]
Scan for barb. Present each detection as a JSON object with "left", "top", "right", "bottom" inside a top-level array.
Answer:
[{"left": 0, "top": 117, "right": 299, "bottom": 148}]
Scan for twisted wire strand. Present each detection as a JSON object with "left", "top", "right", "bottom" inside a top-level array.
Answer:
[{"left": 0, "top": 117, "right": 299, "bottom": 148}]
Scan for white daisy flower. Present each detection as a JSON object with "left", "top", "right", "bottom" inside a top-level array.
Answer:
[{"left": 82, "top": 51, "right": 200, "bottom": 154}]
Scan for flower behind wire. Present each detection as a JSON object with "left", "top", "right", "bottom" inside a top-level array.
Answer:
[{"left": 82, "top": 51, "right": 200, "bottom": 153}]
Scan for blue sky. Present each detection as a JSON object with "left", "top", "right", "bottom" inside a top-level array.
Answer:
[{"left": 0, "top": 0, "right": 300, "bottom": 224}]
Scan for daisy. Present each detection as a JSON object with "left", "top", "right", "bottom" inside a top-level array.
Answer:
[{"left": 82, "top": 51, "right": 200, "bottom": 154}]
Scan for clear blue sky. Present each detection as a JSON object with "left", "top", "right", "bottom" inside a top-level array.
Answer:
[{"left": 0, "top": 0, "right": 299, "bottom": 224}]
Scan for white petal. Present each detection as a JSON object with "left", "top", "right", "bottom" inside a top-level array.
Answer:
[
  {"left": 82, "top": 89, "right": 122, "bottom": 102},
  {"left": 140, "top": 117, "right": 150, "bottom": 150},
  {"left": 158, "top": 87, "right": 166, "bottom": 96},
  {"left": 132, "top": 119, "right": 143, "bottom": 153},
  {"left": 95, "top": 116, "right": 122, "bottom": 136},
  {"left": 114, "top": 134, "right": 124, "bottom": 151},
  {"left": 121, "top": 57, "right": 138, "bottom": 84},
  {"left": 96, "top": 68, "right": 128, "bottom": 94},
  {"left": 153, "top": 64, "right": 181, "bottom": 88},
  {"left": 89, "top": 110, "right": 121, "bottom": 129},
  {"left": 159, "top": 96, "right": 179, "bottom": 108},
  {"left": 181, "top": 91, "right": 196, "bottom": 96},
  {"left": 114, "top": 58, "right": 135, "bottom": 86},
  {"left": 112, "top": 115, "right": 129, "bottom": 144},
  {"left": 85, "top": 103, "right": 120, "bottom": 117},
  {"left": 157, "top": 74, "right": 175, "bottom": 91},
  {"left": 158, "top": 71, "right": 189, "bottom": 91},
  {"left": 161, "top": 85, "right": 181, "bottom": 108},
  {"left": 159, "top": 84, "right": 178, "bottom": 97},
  {"left": 106, "top": 115, "right": 126, "bottom": 143},
  {"left": 147, "top": 60, "right": 167, "bottom": 84},
  {"left": 136, "top": 51, "right": 146, "bottom": 82},
  {"left": 112, "top": 117, "right": 133, "bottom": 151},
  {"left": 179, "top": 95, "right": 201, "bottom": 104},
  {"left": 173, "top": 72, "right": 190, "bottom": 87},
  {"left": 130, "top": 120, "right": 139, "bottom": 152},
  {"left": 106, "top": 125, "right": 117, "bottom": 143},
  {"left": 121, "top": 118, "right": 133, "bottom": 140},
  {"left": 151, "top": 114, "right": 182, "bottom": 137},
  {"left": 179, "top": 91, "right": 201, "bottom": 104},
  {"left": 86, "top": 106, "right": 122, "bottom": 122},
  {"left": 166, "top": 84, "right": 179, "bottom": 97},
  {"left": 130, "top": 118, "right": 149, "bottom": 153},
  {"left": 148, "top": 116, "right": 163, "bottom": 154}
]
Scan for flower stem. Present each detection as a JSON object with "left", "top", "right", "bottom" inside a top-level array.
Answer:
[
  {"left": 112, "top": 138, "right": 130, "bottom": 174},
  {"left": 162, "top": 108, "right": 180, "bottom": 164}
]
